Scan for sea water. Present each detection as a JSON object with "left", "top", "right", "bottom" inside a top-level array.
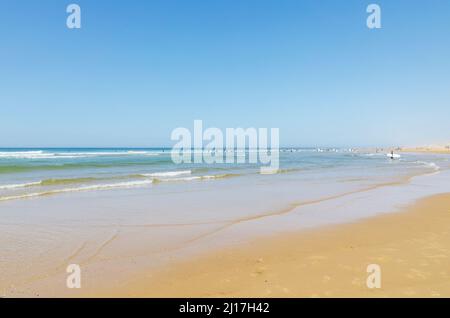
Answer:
[{"left": 0, "top": 148, "right": 447, "bottom": 202}]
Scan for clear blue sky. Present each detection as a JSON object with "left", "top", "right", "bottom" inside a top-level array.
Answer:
[{"left": 1, "top": 0, "right": 449, "bottom": 147}]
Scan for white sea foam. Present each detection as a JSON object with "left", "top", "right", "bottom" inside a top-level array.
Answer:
[
  {"left": 417, "top": 161, "right": 440, "bottom": 171},
  {"left": 155, "top": 174, "right": 232, "bottom": 182},
  {"left": 199, "top": 175, "right": 219, "bottom": 180},
  {"left": 0, "top": 171, "right": 234, "bottom": 201},
  {"left": 0, "top": 180, "right": 154, "bottom": 202},
  {"left": 167, "top": 176, "right": 201, "bottom": 182},
  {"left": 361, "top": 153, "right": 383, "bottom": 157},
  {"left": 60, "top": 151, "right": 160, "bottom": 157},
  {"left": 0, "top": 181, "right": 41, "bottom": 190},
  {"left": 0, "top": 150, "right": 161, "bottom": 159},
  {"left": 142, "top": 170, "right": 192, "bottom": 177},
  {"left": 126, "top": 151, "right": 159, "bottom": 156},
  {"left": 0, "top": 151, "right": 48, "bottom": 159}
]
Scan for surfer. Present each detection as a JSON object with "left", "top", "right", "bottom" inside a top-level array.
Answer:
[{"left": 388, "top": 151, "right": 401, "bottom": 159}]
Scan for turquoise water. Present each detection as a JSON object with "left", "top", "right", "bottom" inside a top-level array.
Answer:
[{"left": 0, "top": 148, "right": 448, "bottom": 202}]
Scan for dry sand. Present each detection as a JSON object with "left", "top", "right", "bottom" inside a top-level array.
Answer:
[
  {"left": 400, "top": 145, "right": 450, "bottom": 154},
  {"left": 112, "top": 193, "right": 450, "bottom": 297}
]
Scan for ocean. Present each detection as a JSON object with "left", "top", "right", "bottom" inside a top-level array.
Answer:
[{"left": 0, "top": 148, "right": 447, "bottom": 202}]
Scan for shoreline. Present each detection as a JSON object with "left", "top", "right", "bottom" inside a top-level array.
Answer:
[{"left": 109, "top": 193, "right": 450, "bottom": 297}]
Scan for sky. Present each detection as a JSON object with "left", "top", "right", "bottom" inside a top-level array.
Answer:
[{"left": 0, "top": 0, "right": 449, "bottom": 148}]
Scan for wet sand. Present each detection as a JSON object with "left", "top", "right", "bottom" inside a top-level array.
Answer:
[{"left": 115, "top": 193, "right": 450, "bottom": 297}]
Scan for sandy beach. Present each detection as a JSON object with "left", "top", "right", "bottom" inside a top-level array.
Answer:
[
  {"left": 401, "top": 149, "right": 450, "bottom": 155},
  {"left": 113, "top": 193, "right": 450, "bottom": 298}
]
